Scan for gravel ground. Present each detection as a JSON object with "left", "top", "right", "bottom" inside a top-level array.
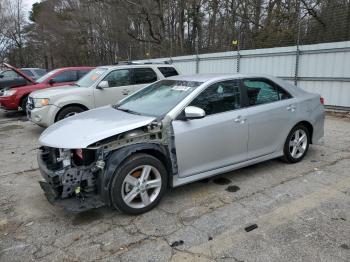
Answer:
[{"left": 0, "top": 111, "right": 350, "bottom": 262}]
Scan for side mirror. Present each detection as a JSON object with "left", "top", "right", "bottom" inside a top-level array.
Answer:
[
  {"left": 97, "top": 80, "right": 109, "bottom": 89},
  {"left": 48, "top": 79, "right": 55, "bottom": 85},
  {"left": 184, "top": 106, "right": 205, "bottom": 120}
]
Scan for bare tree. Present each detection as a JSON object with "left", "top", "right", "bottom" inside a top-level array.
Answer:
[{"left": 2, "top": 0, "right": 350, "bottom": 67}]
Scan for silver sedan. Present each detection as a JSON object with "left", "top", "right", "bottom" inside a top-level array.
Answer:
[{"left": 37, "top": 74, "right": 325, "bottom": 214}]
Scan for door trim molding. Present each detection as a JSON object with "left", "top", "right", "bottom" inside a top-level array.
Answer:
[{"left": 172, "top": 150, "right": 283, "bottom": 187}]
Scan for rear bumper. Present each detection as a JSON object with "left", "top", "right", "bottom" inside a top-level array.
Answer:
[{"left": 311, "top": 106, "right": 325, "bottom": 144}]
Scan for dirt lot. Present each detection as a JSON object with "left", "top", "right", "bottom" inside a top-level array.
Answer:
[{"left": 0, "top": 112, "right": 350, "bottom": 262}]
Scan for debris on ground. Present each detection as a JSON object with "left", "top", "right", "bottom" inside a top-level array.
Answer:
[
  {"left": 245, "top": 224, "right": 258, "bottom": 232},
  {"left": 170, "top": 240, "right": 184, "bottom": 247}
]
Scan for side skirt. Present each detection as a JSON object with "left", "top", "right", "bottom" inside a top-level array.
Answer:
[{"left": 172, "top": 151, "right": 283, "bottom": 187}]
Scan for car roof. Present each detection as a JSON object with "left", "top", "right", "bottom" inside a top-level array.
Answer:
[
  {"left": 167, "top": 73, "right": 306, "bottom": 97},
  {"left": 54, "top": 66, "right": 94, "bottom": 70},
  {"left": 97, "top": 64, "right": 176, "bottom": 70},
  {"left": 167, "top": 73, "right": 255, "bottom": 82},
  {"left": 21, "top": 68, "right": 44, "bottom": 70}
]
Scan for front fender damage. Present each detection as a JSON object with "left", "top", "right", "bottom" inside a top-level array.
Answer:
[{"left": 38, "top": 119, "right": 178, "bottom": 212}]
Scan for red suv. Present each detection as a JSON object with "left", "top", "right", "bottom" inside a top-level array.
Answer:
[{"left": 0, "top": 66, "right": 94, "bottom": 111}]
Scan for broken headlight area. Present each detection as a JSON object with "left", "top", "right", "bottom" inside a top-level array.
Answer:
[{"left": 38, "top": 146, "right": 105, "bottom": 212}]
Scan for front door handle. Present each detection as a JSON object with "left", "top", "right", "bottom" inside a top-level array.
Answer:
[
  {"left": 286, "top": 105, "right": 296, "bottom": 112},
  {"left": 234, "top": 116, "right": 247, "bottom": 124}
]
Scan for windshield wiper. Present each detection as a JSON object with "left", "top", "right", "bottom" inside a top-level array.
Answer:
[{"left": 114, "top": 106, "right": 141, "bottom": 115}]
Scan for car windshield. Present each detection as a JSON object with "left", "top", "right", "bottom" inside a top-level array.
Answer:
[
  {"left": 21, "top": 69, "right": 35, "bottom": 78},
  {"left": 36, "top": 69, "right": 60, "bottom": 83},
  {"left": 116, "top": 79, "right": 202, "bottom": 117},
  {"left": 75, "top": 68, "right": 107, "bottom": 87}
]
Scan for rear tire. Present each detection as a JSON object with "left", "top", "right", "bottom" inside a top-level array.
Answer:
[
  {"left": 56, "top": 106, "right": 85, "bottom": 122},
  {"left": 110, "top": 153, "right": 168, "bottom": 215},
  {"left": 282, "top": 124, "right": 310, "bottom": 163}
]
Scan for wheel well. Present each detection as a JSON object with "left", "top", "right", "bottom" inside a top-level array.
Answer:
[
  {"left": 55, "top": 103, "right": 89, "bottom": 122},
  {"left": 297, "top": 121, "right": 313, "bottom": 144},
  {"left": 19, "top": 94, "right": 28, "bottom": 109},
  {"left": 135, "top": 149, "right": 171, "bottom": 174}
]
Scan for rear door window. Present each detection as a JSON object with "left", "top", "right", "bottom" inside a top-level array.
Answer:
[
  {"left": 243, "top": 79, "right": 292, "bottom": 106},
  {"left": 158, "top": 67, "right": 179, "bottom": 77},
  {"left": 132, "top": 68, "right": 157, "bottom": 84}
]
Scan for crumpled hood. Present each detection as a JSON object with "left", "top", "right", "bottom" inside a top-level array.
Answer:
[
  {"left": 30, "top": 85, "right": 80, "bottom": 98},
  {"left": 39, "top": 106, "right": 156, "bottom": 149}
]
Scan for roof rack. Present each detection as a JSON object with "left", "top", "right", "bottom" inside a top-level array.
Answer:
[
  {"left": 142, "top": 61, "right": 170, "bottom": 64},
  {"left": 113, "top": 61, "right": 170, "bottom": 65},
  {"left": 113, "top": 61, "right": 136, "bottom": 65}
]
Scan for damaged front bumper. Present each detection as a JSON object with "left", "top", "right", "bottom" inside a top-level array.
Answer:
[
  {"left": 37, "top": 146, "right": 105, "bottom": 212},
  {"left": 39, "top": 181, "right": 105, "bottom": 212}
]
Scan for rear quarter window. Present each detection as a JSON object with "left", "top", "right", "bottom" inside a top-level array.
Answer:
[{"left": 158, "top": 67, "right": 179, "bottom": 78}]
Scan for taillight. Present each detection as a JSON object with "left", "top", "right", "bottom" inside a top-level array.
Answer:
[
  {"left": 75, "top": 149, "right": 83, "bottom": 159},
  {"left": 320, "top": 97, "right": 324, "bottom": 105}
]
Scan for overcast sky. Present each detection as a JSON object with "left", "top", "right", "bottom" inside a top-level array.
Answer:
[{"left": 22, "top": 0, "right": 40, "bottom": 17}]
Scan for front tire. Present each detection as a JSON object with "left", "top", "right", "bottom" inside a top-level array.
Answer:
[
  {"left": 110, "top": 153, "right": 168, "bottom": 214},
  {"left": 282, "top": 124, "right": 310, "bottom": 163},
  {"left": 20, "top": 96, "right": 28, "bottom": 112},
  {"left": 56, "top": 106, "right": 85, "bottom": 122}
]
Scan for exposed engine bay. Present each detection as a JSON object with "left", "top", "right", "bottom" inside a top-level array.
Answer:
[{"left": 38, "top": 120, "right": 175, "bottom": 212}]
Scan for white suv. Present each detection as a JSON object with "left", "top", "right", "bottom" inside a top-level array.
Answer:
[{"left": 27, "top": 63, "right": 179, "bottom": 127}]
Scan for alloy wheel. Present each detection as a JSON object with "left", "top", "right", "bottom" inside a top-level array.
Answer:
[
  {"left": 121, "top": 165, "right": 162, "bottom": 209},
  {"left": 289, "top": 129, "right": 308, "bottom": 159}
]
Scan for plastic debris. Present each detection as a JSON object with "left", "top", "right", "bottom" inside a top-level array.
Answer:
[{"left": 245, "top": 224, "right": 258, "bottom": 232}]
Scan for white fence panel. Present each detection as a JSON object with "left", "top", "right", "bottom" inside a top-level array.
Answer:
[
  {"left": 138, "top": 41, "right": 350, "bottom": 108},
  {"left": 199, "top": 58, "right": 237, "bottom": 74},
  {"left": 174, "top": 60, "right": 197, "bottom": 74}
]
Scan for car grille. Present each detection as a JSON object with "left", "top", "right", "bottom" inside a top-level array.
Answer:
[{"left": 27, "top": 96, "right": 34, "bottom": 110}]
